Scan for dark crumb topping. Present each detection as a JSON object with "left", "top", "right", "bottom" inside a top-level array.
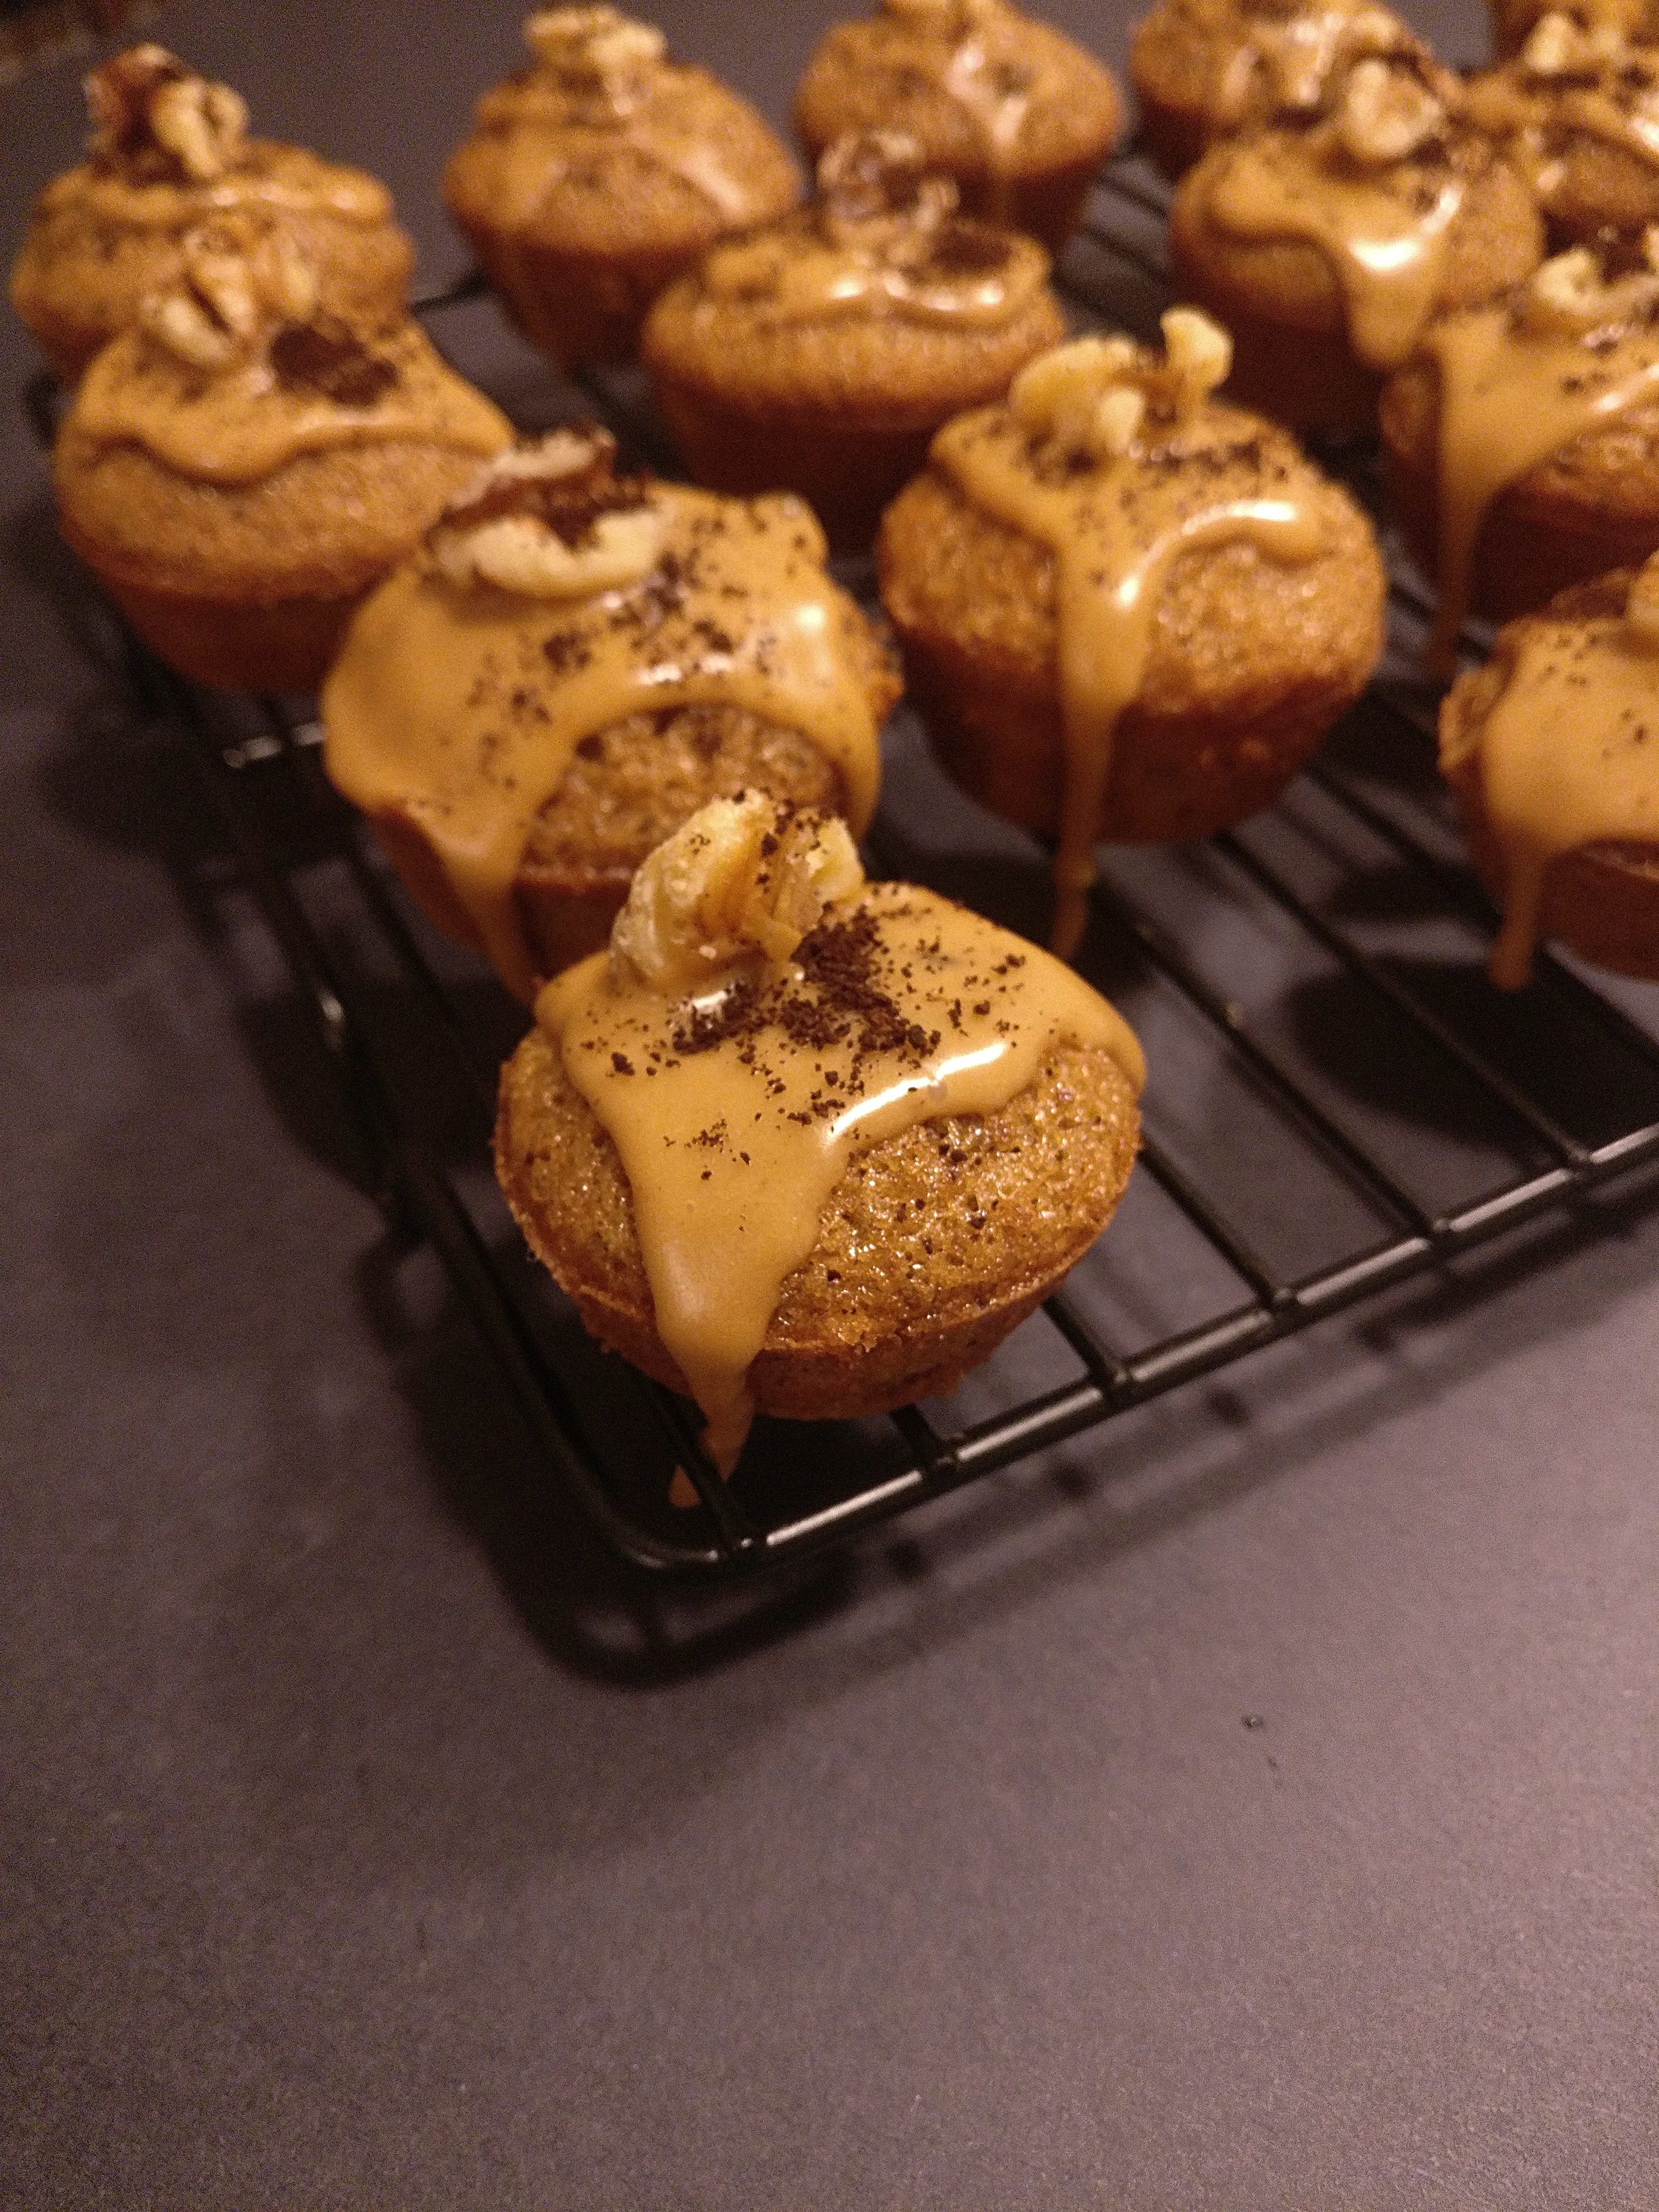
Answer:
[
  {"left": 271, "top": 319, "right": 399, "bottom": 407},
  {"left": 670, "top": 903, "right": 946, "bottom": 1122}
]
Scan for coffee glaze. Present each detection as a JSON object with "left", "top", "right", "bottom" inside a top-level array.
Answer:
[
  {"left": 1195, "top": 122, "right": 1468, "bottom": 371},
  {"left": 323, "top": 484, "right": 883, "bottom": 1003},
  {"left": 70, "top": 315, "right": 508, "bottom": 486},
  {"left": 931, "top": 335, "right": 1326, "bottom": 956},
  {"left": 538, "top": 858, "right": 1143, "bottom": 1471},
  {"left": 1417, "top": 282, "right": 1659, "bottom": 669},
  {"left": 1441, "top": 566, "right": 1659, "bottom": 984}
]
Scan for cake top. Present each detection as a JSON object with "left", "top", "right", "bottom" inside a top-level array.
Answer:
[
  {"left": 693, "top": 129, "right": 1048, "bottom": 329},
  {"left": 66, "top": 219, "right": 507, "bottom": 484},
  {"left": 520, "top": 5, "right": 668, "bottom": 116}
]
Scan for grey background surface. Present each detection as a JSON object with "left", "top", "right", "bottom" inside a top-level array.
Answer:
[{"left": 5, "top": 2, "right": 1659, "bottom": 2206}]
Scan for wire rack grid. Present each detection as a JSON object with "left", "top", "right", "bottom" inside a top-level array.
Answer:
[{"left": 33, "top": 155, "right": 1659, "bottom": 1579}]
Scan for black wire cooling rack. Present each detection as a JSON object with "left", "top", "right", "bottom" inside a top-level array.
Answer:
[{"left": 32, "top": 154, "right": 1659, "bottom": 1578}]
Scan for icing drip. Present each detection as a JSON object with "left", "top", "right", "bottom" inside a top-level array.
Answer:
[
  {"left": 698, "top": 129, "right": 1047, "bottom": 331},
  {"left": 1198, "top": 109, "right": 1467, "bottom": 370},
  {"left": 932, "top": 318, "right": 1326, "bottom": 956},
  {"left": 1442, "top": 562, "right": 1659, "bottom": 984},
  {"left": 536, "top": 797, "right": 1143, "bottom": 1470},
  {"left": 1421, "top": 248, "right": 1659, "bottom": 670},
  {"left": 323, "top": 446, "right": 884, "bottom": 1001}
]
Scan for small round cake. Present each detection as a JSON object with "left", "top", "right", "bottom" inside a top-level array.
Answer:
[
  {"left": 1129, "top": 0, "right": 1426, "bottom": 182},
  {"left": 495, "top": 793, "right": 1145, "bottom": 1473},
  {"left": 1465, "top": 13, "right": 1659, "bottom": 248},
  {"left": 792, "top": 0, "right": 1124, "bottom": 255},
  {"left": 443, "top": 5, "right": 800, "bottom": 368},
  {"left": 1441, "top": 560, "right": 1659, "bottom": 987},
  {"left": 1381, "top": 239, "right": 1659, "bottom": 668},
  {"left": 877, "top": 314, "right": 1387, "bottom": 954},
  {"left": 10, "top": 44, "right": 413, "bottom": 383},
  {"left": 323, "top": 431, "right": 899, "bottom": 999},
  {"left": 642, "top": 129, "right": 1066, "bottom": 548},
  {"left": 52, "top": 222, "right": 510, "bottom": 692},
  {"left": 1169, "top": 50, "right": 1544, "bottom": 429}
]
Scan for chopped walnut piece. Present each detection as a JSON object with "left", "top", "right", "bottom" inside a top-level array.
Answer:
[
  {"left": 430, "top": 428, "right": 667, "bottom": 597},
  {"left": 85, "top": 45, "right": 249, "bottom": 183},
  {"left": 1010, "top": 309, "right": 1232, "bottom": 462},
  {"left": 525, "top": 5, "right": 666, "bottom": 90},
  {"left": 1334, "top": 54, "right": 1447, "bottom": 165},
  {"left": 611, "top": 794, "right": 864, "bottom": 993},
  {"left": 1520, "top": 236, "right": 1659, "bottom": 334}
]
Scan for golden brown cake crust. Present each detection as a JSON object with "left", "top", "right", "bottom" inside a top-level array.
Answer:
[
  {"left": 1167, "top": 137, "right": 1544, "bottom": 427},
  {"left": 495, "top": 1023, "right": 1140, "bottom": 1418},
  {"left": 876, "top": 436, "right": 1386, "bottom": 842},
  {"left": 792, "top": 7, "right": 1122, "bottom": 250},
  {"left": 1382, "top": 357, "right": 1659, "bottom": 625},
  {"left": 10, "top": 145, "right": 413, "bottom": 384},
  {"left": 1441, "top": 571, "right": 1659, "bottom": 981}
]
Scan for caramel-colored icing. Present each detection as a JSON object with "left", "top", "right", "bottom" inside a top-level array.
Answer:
[
  {"left": 1443, "top": 605, "right": 1659, "bottom": 985},
  {"left": 38, "top": 143, "right": 393, "bottom": 230},
  {"left": 469, "top": 70, "right": 758, "bottom": 223},
  {"left": 538, "top": 882, "right": 1145, "bottom": 1469},
  {"left": 932, "top": 404, "right": 1326, "bottom": 956},
  {"left": 1200, "top": 128, "right": 1465, "bottom": 369},
  {"left": 699, "top": 214, "right": 1048, "bottom": 330},
  {"left": 69, "top": 319, "right": 510, "bottom": 486},
  {"left": 1421, "top": 307, "right": 1659, "bottom": 668},
  {"left": 323, "top": 492, "right": 885, "bottom": 1001}
]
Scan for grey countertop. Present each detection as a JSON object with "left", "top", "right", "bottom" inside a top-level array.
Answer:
[{"left": 5, "top": 3, "right": 1659, "bottom": 2205}]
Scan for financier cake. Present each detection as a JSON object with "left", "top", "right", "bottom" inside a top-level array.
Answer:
[
  {"left": 494, "top": 792, "right": 1145, "bottom": 1473},
  {"left": 1169, "top": 46, "right": 1544, "bottom": 429},
  {"left": 877, "top": 312, "right": 1387, "bottom": 955},
  {"left": 10, "top": 44, "right": 413, "bottom": 384},
  {"left": 322, "top": 429, "right": 899, "bottom": 999},
  {"left": 792, "top": 0, "right": 1124, "bottom": 254},
  {"left": 1381, "top": 236, "right": 1659, "bottom": 670},
  {"left": 443, "top": 5, "right": 800, "bottom": 368},
  {"left": 52, "top": 222, "right": 510, "bottom": 693},
  {"left": 1440, "top": 558, "right": 1659, "bottom": 988},
  {"left": 642, "top": 128, "right": 1067, "bottom": 548},
  {"left": 1129, "top": 0, "right": 1427, "bottom": 182}
]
